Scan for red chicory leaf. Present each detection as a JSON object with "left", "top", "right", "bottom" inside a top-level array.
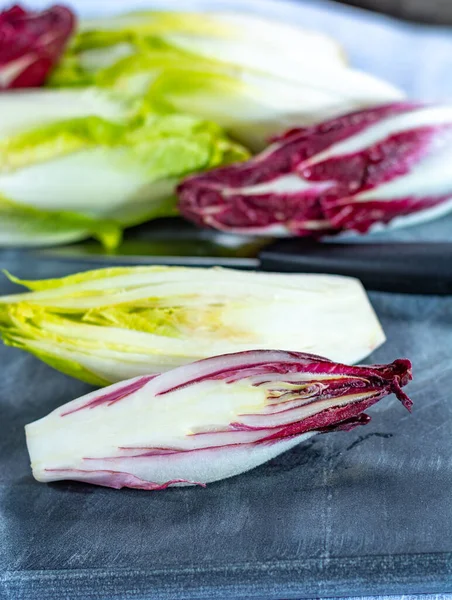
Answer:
[
  {"left": 0, "top": 4, "right": 75, "bottom": 89},
  {"left": 177, "top": 102, "right": 452, "bottom": 236}
]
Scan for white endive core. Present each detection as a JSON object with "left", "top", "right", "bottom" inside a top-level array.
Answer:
[{"left": 26, "top": 374, "right": 319, "bottom": 485}]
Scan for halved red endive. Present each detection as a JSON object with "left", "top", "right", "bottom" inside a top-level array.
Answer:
[
  {"left": 25, "top": 350, "right": 413, "bottom": 490},
  {"left": 178, "top": 103, "right": 452, "bottom": 236}
]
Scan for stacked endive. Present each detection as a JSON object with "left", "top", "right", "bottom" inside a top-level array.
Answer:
[{"left": 0, "top": 9, "right": 404, "bottom": 248}]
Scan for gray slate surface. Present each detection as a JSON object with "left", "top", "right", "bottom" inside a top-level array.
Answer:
[{"left": 1, "top": 253, "right": 452, "bottom": 599}]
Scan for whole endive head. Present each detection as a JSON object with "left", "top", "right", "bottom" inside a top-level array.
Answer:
[
  {"left": 25, "top": 350, "right": 413, "bottom": 490},
  {"left": 48, "top": 10, "right": 403, "bottom": 152},
  {"left": 178, "top": 102, "right": 452, "bottom": 236},
  {"left": 0, "top": 266, "right": 385, "bottom": 385}
]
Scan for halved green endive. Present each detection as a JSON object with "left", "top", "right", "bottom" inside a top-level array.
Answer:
[
  {"left": 0, "top": 266, "right": 386, "bottom": 386},
  {"left": 0, "top": 88, "right": 248, "bottom": 248},
  {"left": 48, "top": 11, "right": 405, "bottom": 151}
]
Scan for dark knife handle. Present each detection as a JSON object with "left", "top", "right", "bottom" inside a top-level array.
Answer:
[{"left": 259, "top": 240, "right": 452, "bottom": 295}]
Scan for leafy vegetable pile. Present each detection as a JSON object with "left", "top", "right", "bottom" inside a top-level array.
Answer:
[{"left": 0, "top": 3, "right": 411, "bottom": 248}]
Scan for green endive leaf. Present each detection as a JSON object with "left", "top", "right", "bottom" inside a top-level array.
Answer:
[
  {"left": 3, "top": 266, "right": 160, "bottom": 291},
  {"left": 0, "top": 88, "right": 248, "bottom": 248},
  {"left": 0, "top": 115, "right": 124, "bottom": 171},
  {"left": 0, "top": 196, "right": 121, "bottom": 249}
]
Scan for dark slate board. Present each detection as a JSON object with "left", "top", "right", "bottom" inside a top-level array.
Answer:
[{"left": 0, "top": 252, "right": 451, "bottom": 599}]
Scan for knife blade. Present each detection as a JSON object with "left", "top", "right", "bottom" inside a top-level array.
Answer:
[
  {"left": 32, "top": 239, "right": 452, "bottom": 295},
  {"left": 29, "top": 219, "right": 452, "bottom": 295}
]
